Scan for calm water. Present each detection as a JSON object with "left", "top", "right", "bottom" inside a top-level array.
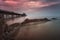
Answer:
[
  {"left": 6, "top": 17, "right": 60, "bottom": 40},
  {"left": 15, "top": 20, "right": 60, "bottom": 40},
  {"left": 6, "top": 17, "right": 26, "bottom": 25}
]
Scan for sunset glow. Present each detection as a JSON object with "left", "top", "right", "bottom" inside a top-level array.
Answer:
[
  {"left": 23, "top": 1, "right": 60, "bottom": 8},
  {"left": 4, "top": 0, "right": 18, "bottom": 6},
  {"left": 0, "top": 0, "right": 60, "bottom": 14},
  {"left": 24, "top": 1, "right": 40, "bottom": 8}
]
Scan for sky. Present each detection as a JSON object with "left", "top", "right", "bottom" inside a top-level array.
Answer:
[{"left": 0, "top": 0, "right": 60, "bottom": 19}]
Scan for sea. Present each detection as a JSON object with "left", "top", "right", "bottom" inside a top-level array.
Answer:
[{"left": 6, "top": 17, "right": 60, "bottom": 40}]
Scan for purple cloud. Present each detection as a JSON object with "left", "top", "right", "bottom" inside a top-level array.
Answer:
[{"left": 0, "top": 0, "right": 60, "bottom": 12}]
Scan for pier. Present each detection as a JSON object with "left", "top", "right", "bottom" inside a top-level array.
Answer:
[
  {"left": 0, "top": 9, "right": 26, "bottom": 40},
  {"left": 0, "top": 10, "right": 26, "bottom": 20}
]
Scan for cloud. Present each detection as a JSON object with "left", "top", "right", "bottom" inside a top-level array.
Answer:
[
  {"left": 4, "top": 1, "right": 18, "bottom": 5},
  {"left": 29, "top": 0, "right": 60, "bottom": 2},
  {"left": 0, "top": 0, "right": 60, "bottom": 12},
  {"left": 46, "top": 0, "right": 60, "bottom": 2},
  {"left": 23, "top": 1, "right": 60, "bottom": 9}
]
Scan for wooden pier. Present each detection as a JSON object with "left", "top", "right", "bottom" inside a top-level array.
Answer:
[
  {"left": 0, "top": 10, "right": 26, "bottom": 20},
  {"left": 0, "top": 9, "right": 26, "bottom": 40}
]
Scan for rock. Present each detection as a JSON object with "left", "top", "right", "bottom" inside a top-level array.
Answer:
[{"left": 51, "top": 18, "right": 57, "bottom": 20}]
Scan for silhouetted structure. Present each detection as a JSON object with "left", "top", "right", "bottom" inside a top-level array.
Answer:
[
  {"left": 22, "top": 13, "right": 27, "bottom": 17},
  {"left": 0, "top": 9, "right": 27, "bottom": 20},
  {"left": 0, "top": 10, "right": 22, "bottom": 15},
  {"left": 0, "top": 9, "right": 27, "bottom": 40}
]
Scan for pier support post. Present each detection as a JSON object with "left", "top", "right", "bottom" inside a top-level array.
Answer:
[{"left": 0, "top": 14, "right": 6, "bottom": 40}]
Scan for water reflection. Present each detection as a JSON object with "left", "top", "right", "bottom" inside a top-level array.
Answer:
[
  {"left": 6, "top": 17, "right": 26, "bottom": 25},
  {"left": 6, "top": 17, "right": 60, "bottom": 40},
  {"left": 15, "top": 20, "right": 60, "bottom": 40}
]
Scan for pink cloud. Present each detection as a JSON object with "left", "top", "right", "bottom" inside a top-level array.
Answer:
[
  {"left": 2, "top": 0, "right": 60, "bottom": 8},
  {"left": 0, "top": 0, "right": 60, "bottom": 12},
  {"left": 23, "top": 1, "right": 60, "bottom": 8},
  {"left": 4, "top": 0, "right": 18, "bottom": 6}
]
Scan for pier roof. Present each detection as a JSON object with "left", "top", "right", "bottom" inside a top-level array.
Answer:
[{"left": 0, "top": 9, "right": 27, "bottom": 16}]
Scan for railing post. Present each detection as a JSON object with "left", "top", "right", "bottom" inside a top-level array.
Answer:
[{"left": 0, "top": 14, "right": 6, "bottom": 40}]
